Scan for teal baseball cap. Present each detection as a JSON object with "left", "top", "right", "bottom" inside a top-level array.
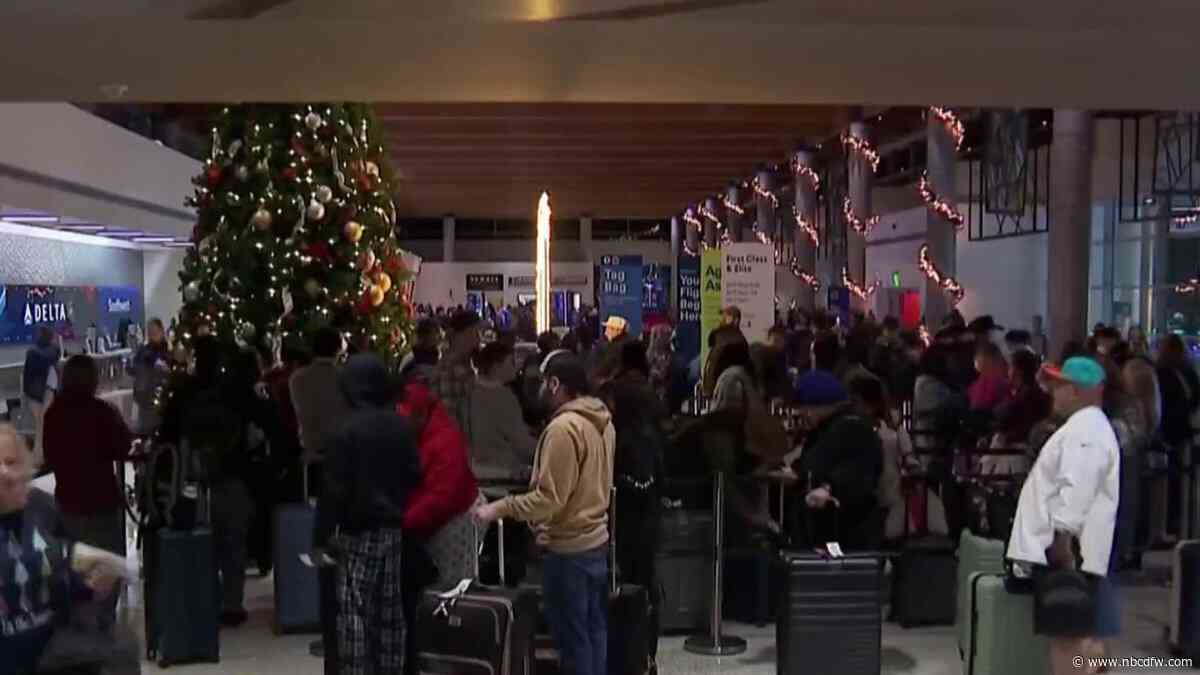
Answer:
[{"left": 1042, "top": 356, "right": 1106, "bottom": 389}]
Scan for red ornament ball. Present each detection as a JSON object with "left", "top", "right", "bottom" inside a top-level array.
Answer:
[
  {"left": 282, "top": 166, "right": 299, "bottom": 181},
  {"left": 356, "top": 291, "right": 374, "bottom": 315},
  {"left": 205, "top": 164, "right": 222, "bottom": 187}
]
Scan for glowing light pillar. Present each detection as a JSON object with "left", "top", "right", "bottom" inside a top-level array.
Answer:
[{"left": 536, "top": 192, "right": 552, "bottom": 334}]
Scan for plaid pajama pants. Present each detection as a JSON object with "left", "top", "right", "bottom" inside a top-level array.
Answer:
[{"left": 335, "top": 529, "right": 406, "bottom": 675}]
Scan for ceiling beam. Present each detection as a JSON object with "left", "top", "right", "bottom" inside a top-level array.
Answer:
[{"left": 188, "top": 0, "right": 298, "bottom": 19}]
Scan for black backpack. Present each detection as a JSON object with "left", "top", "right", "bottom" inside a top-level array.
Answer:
[{"left": 179, "top": 386, "right": 246, "bottom": 485}]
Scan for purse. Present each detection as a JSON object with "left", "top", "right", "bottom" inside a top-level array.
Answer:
[{"left": 1033, "top": 568, "right": 1097, "bottom": 638}]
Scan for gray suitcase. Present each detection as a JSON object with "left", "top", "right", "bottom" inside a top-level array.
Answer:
[
  {"left": 777, "top": 551, "right": 882, "bottom": 675},
  {"left": 272, "top": 464, "right": 320, "bottom": 634},
  {"left": 963, "top": 572, "right": 1048, "bottom": 675}
]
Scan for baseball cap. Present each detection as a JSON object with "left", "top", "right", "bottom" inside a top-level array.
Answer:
[
  {"left": 793, "top": 370, "right": 849, "bottom": 407},
  {"left": 1042, "top": 356, "right": 1106, "bottom": 389}
]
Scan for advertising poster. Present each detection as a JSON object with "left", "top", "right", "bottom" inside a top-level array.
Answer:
[
  {"left": 700, "top": 248, "right": 723, "bottom": 371},
  {"left": 641, "top": 263, "right": 672, "bottom": 323},
  {"left": 721, "top": 242, "right": 776, "bottom": 344},
  {"left": 0, "top": 285, "right": 144, "bottom": 346},
  {"left": 598, "top": 254, "right": 644, "bottom": 337},
  {"left": 676, "top": 255, "right": 701, "bottom": 366}
]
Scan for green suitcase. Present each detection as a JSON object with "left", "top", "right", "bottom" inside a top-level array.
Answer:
[
  {"left": 963, "top": 572, "right": 1049, "bottom": 675},
  {"left": 955, "top": 531, "right": 1006, "bottom": 657}
]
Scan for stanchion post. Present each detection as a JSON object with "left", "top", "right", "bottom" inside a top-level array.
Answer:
[{"left": 684, "top": 472, "right": 747, "bottom": 656}]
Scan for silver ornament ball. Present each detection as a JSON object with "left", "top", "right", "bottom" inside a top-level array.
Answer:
[
  {"left": 304, "top": 112, "right": 323, "bottom": 131},
  {"left": 240, "top": 322, "right": 257, "bottom": 341},
  {"left": 315, "top": 185, "right": 334, "bottom": 204},
  {"left": 251, "top": 208, "right": 273, "bottom": 231},
  {"left": 183, "top": 281, "right": 201, "bottom": 303},
  {"left": 235, "top": 165, "right": 250, "bottom": 182},
  {"left": 306, "top": 200, "right": 326, "bottom": 222}
]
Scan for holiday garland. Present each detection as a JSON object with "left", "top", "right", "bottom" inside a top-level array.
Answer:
[
  {"left": 916, "top": 171, "right": 966, "bottom": 230},
  {"left": 842, "top": 267, "right": 880, "bottom": 300},
  {"left": 918, "top": 244, "right": 966, "bottom": 304}
]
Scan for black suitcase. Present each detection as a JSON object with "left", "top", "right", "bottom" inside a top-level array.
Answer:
[
  {"left": 1169, "top": 540, "right": 1200, "bottom": 659},
  {"left": 416, "top": 515, "right": 539, "bottom": 675},
  {"left": 722, "top": 548, "right": 780, "bottom": 626},
  {"left": 891, "top": 536, "right": 957, "bottom": 627},
  {"left": 656, "top": 552, "right": 710, "bottom": 632},
  {"left": 272, "top": 464, "right": 320, "bottom": 634},
  {"left": 147, "top": 528, "right": 220, "bottom": 667},
  {"left": 776, "top": 550, "right": 882, "bottom": 675}
]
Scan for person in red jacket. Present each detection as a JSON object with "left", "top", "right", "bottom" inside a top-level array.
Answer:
[{"left": 396, "top": 379, "right": 481, "bottom": 675}]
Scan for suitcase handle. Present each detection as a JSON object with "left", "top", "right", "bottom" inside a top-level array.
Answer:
[{"left": 608, "top": 486, "right": 617, "bottom": 595}]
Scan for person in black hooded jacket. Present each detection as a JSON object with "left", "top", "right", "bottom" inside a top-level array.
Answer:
[{"left": 314, "top": 353, "right": 421, "bottom": 675}]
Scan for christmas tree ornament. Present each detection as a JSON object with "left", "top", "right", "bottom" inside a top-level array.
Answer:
[
  {"left": 282, "top": 166, "right": 298, "bottom": 181},
  {"left": 256, "top": 159, "right": 270, "bottom": 174},
  {"left": 234, "top": 165, "right": 250, "bottom": 182},
  {"left": 225, "top": 192, "right": 242, "bottom": 207},
  {"left": 205, "top": 164, "right": 222, "bottom": 187},
  {"left": 384, "top": 254, "right": 406, "bottom": 276},
  {"left": 240, "top": 322, "right": 257, "bottom": 341},
  {"left": 183, "top": 281, "right": 201, "bottom": 303},
  {"left": 315, "top": 143, "right": 330, "bottom": 159},
  {"left": 251, "top": 208, "right": 273, "bottom": 231},
  {"left": 306, "top": 199, "right": 326, "bottom": 222},
  {"left": 304, "top": 111, "right": 323, "bottom": 131},
  {"left": 357, "top": 292, "right": 374, "bottom": 315},
  {"left": 315, "top": 185, "right": 334, "bottom": 204},
  {"left": 368, "top": 285, "right": 386, "bottom": 307},
  {"left": 373, "top": 271, "right": 392, "bottom": 293},
  {"left": 358, "top": 249, "right": 377, "bottom": 272},
  {"left": 304, "top": 278, "right": 322, "bottom": 298},
  {"left": 365, "top": 161, "right": 380, "bottom": 179},
  {"left": 343, "top": 221, "right": 364, "bottom": 243}
]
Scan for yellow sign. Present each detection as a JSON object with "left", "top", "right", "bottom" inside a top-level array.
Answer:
[{"left": 700, "top": 248, "right": 723, "bottom": 373}]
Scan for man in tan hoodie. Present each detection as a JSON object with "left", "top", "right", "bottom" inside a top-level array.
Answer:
[{"left": 475, "top": 350, "right": 615, "bottom": 675}]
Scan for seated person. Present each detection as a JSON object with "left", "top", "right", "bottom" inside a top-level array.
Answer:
[
  {"left": 0, "top": 423, "right": 129, "bottom": 673},
  {"left": 790, "top": 372, "right": 883, "bottom": 550}
]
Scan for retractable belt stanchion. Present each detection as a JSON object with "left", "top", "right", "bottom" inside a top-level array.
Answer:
[{"left": 684, "top": 472, "right": 747, "bottom": 656}]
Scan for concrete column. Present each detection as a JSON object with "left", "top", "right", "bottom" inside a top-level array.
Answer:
[
  {"left": 755, "top": 167, "right": 774, "bottom": 249},
  {"left": 846, "top": 122, "right": 873, "bottom": 288},
  {"left": 924, "top": 112, "right": 960, "bottom": 328},
  {"left": 685, "top": 208, "right": 701, "bottom": 254},
  {"left": 670, "top": 215, "right": 682, "bottom": 261},
  {"left": 793, "top": 149, "right": 819, "bottom": 311},
  {"left": 725, "top": 183, "right": 743, "bottom": 243},
  {"left": 580, "top": 215, "right": 593, "bottom": 262},
  {"left": 703, "top": 197, "right": 719, "bottom": 249},
  {"left": 442, "top": 214, "right": 455, "bottom": 262},
  {"left": 1047, "top": 110, "right": 1096, "bottom": 358}
]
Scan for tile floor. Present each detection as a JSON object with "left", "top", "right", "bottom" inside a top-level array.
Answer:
[{"left": 132, "top": 557, "right": 1191, "bottom": 675}]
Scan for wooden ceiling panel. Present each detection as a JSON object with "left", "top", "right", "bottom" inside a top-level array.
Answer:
[{"left": 382, "top": 102, "right": 838, "bottom": 219}]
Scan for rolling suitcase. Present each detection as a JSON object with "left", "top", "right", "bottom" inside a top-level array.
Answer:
[
  {"left": 891, "top": 536, "right": 956, "bottom": 627},
  {"left": 963, "top": 572, "right": 1048, "bottom": 675},
  {"left": 415, "top": 517, "right": 540, "bottom": 675},
  {"left": 656, "top": 507, "right": 712, "bottom": 632},
  {"left": 1168, "top": 540, "right": 1200, "bottom": 658},
  {"left": 776, "top": 550, "right": 882, "bottom": 675},
  {"left": 955, "top": 531, "right": 1006, "bottom": 658},
  {"left": 148, "top": 528, "right": 220, "bottom": 667},
  {"left": 272, "top": 464, "right": 320, "bottom": 634}
]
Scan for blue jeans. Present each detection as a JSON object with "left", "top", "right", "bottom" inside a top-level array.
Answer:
[{"left": 543, "top": 546, "right": 608, "bottom": 675}]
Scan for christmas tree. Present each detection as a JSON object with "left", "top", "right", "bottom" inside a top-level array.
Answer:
[{"left": 174, "top": 104, "right": 415, "bottom": 366}]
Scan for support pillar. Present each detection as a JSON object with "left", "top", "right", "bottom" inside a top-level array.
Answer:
[
  {"left": 685, "top": 208, "right": 701, "bottom": 255},
  {"left": 754, "top": 167, "right": 774, "bottom": 249},
  {"left": 1047, "top": 110, "right": 1095, "bottom": 358},
  {"left": 925, "top": 112, "right": 959, "bottom": 328},
  {"left": 580, "top": 215, "right": 593, "bottom": 263},
  {"left": 703, "top": 197, "right": 719, "bottom": 249},
  {"left": 442, "top": 214, "right": 455, "bottom": 262},
  {"left": 846, "top": 122, "right": 873, "bottom": 290},
  {"left": 725, "top": 183, "right": 743, "bottom": 243},
  {"left": 793, "top": 149, "right": 819, "bottom": 311}
]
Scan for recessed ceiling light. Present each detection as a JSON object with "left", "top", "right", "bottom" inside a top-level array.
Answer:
[
  {"left": 3, "top": 215, "right": 59, "bottom": 224},
  {"left": 133, "top": 236, "right": 175, "bottom": 244},
  {"left": 59, "top": 224, "right": 106, "bottom": 232}
]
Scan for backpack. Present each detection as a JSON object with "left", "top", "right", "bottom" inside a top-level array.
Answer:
[{"left": 179, "top": 386, "right": 246, "bottom": 484}]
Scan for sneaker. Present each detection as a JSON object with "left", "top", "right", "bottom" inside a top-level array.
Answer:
[{"left": 220, "top": 609, "right": 248, "bottom": 628}]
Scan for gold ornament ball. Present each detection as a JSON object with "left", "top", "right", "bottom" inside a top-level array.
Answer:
[
  {"left": 365, "top": 161, "right": 380, "bottom": 178},
  {"left": 344, "top": 220, "right": 364, "bottom": 243},
  {"left": 251, "top": 208, "right": 273, "bottom": 231},
  {"left": 369, "top": 285, "right": 386, "bottom": 307},
  {"left": 374, "top": 271, "right": 392, "bottom": 293},
  {"left": 304, "top": 278, "right": 322, "bottom": 298}
]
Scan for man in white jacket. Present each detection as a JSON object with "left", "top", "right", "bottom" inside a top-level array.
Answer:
[{"left": 1007, "top": 356, "right": 1119, "bottom": 675}]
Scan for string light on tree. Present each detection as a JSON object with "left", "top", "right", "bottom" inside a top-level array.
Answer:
[
  {"left": 930, "top": 107, "right": 966, "bottom": 150},
  {"left": 918, "top": 244, "right": 966, "bottom": 304},
  {"left": 1176, "top": 273, "right": 1200, "bottom": 294},
  {"left": 842, "top": 267, "right": 881, "bottom": 301},
  {"left": 791, "top": 161, "right": 821, "bottom": 191},
  {"left": 535, "top": 192, "right": 552, "bottom": 334},
  {"left": 790, "top": 261, "right": 821, "bottom": 291},
  {"left": 916, "top": 171, "right": 966, "bottom": 230},
  {"left": 842, "top": 196, "right": 880, "bottom": 236}
]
